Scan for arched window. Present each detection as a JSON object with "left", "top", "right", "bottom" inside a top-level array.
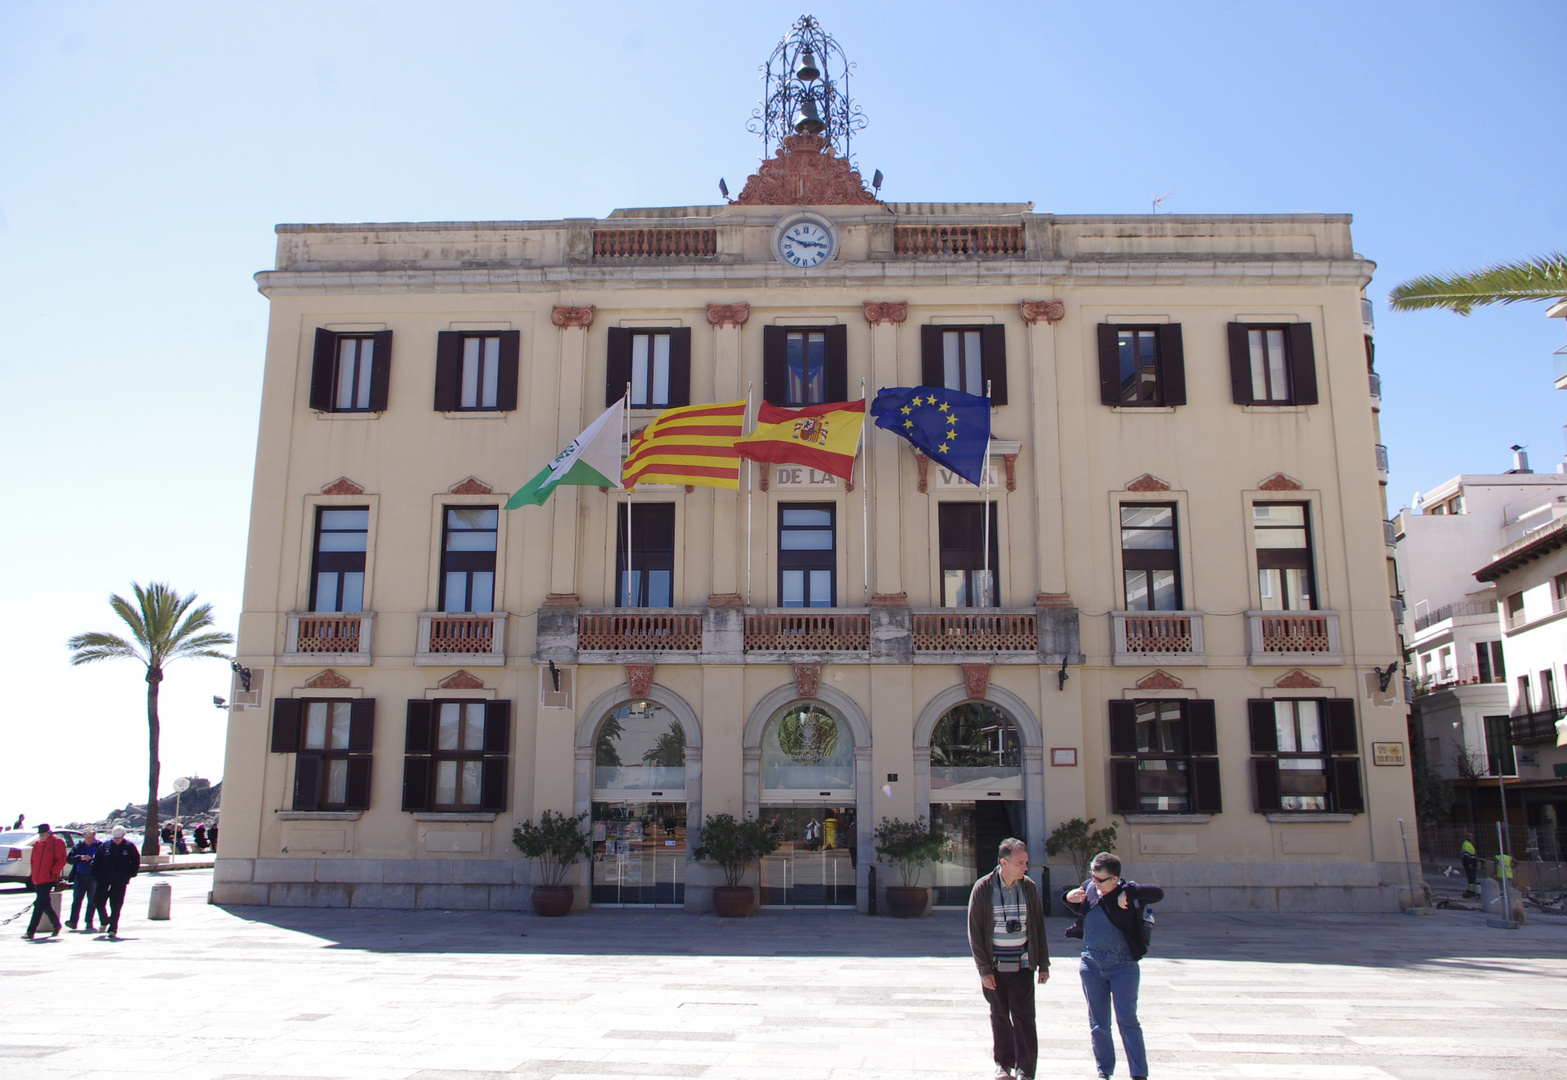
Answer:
[
  {"left": 761, "top": 702, "right": 854, "bottom": 797},
  {"left": 929, "top": 702, "right": 1022, "bottom": 797},
  {"left": 592, "top": 700, "right": 686, "bottom": 797}
]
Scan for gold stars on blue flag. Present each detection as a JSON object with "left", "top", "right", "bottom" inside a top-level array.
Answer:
[{"left": 869, "top": 386, "right": 992, "bottom": 486}]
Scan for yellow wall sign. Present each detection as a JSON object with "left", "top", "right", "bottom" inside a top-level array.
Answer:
[{"left": 1372, "top": 741, "right": 1406, "bottom": 766}]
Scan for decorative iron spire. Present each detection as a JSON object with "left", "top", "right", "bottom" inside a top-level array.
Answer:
[{"left": 748, "top": 15, "right": 867, "bottom": 164}]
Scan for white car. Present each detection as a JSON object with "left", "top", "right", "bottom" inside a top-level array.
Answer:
[{"left": 0, "top": 829, "right": 86, "bottom": 887}]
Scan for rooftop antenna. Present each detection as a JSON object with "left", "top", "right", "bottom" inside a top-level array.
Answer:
[{"left": 1152, "top": 191, "right": 1172, "bottom": 214}]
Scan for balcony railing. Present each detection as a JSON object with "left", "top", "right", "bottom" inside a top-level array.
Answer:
[
  {"left": 1412, "top": 663, "right": 1505, "bottom": 694},
  {"left": 283, "top": 613, "right": 374, "bottom": 665},
  {"left": 1413, "top": 598, "right": 1497, "bottom": 632},
  {"left": 1384, "top": 519, "right": 1397, "bottom": 547},
  {"left": 1368, "top": 372, "right": 1382, "bottom": 400},
  {"left": 911, "top": 610, "right": 1038, "bottom": 652},
  {"left": 1245, "top": 611, "right": 1343, "bottom": 664},
  {"left": 416, "top": 613, "right": 505, "bottom": 666},
  {"left": 744, "top": 610, "right": 870, "bottom": 652},
  {"left": 894, "top": 225, "right": 1024, "bottom": 257},
  {"left": 1111, "top": 611, "right": 1205, "bottom": 666},
  {"left": 1510, "top": 707, "right": 1566, "bottom": 744},
  {"left": 578, "top": 611, "right": 703, "bottom": 652},
  {"left": 1375, "top": 444, "right": 1390, "bottom": 473},
  {"left": 592, "top": 228, "right": 717, "bottom": 259}
]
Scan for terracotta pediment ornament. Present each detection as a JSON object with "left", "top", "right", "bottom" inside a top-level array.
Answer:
[
  {"left": 1275, "top": 669, "right": 1322, "bottom": 689},
  {"left": 1259, "top": 472, "right": 1303, "bottom": 491},
  {"left": 438, "top": 670, "right": 485, "bottom": 690},
  {"left": 862, "top": 301, "right": 907, "bottom": 326},
  {"left": 1125, "top": 474, "right": 1171, "bottom": 492},
  {"left": 733, "top": 133, "right": 879, "bottom": 206},
  {"left": 1019, "top": 300, "right": 1065, "bottom": 325},
  {"left": 449, "top": 476, "right": 493, "bottom": 495},
  {"left": 793, "top": 664, "right": 822, "bottom": 698},
  {"left": 1135, "top": 670, "right": 1184, "bottom": 691},
  {"left": 551, "top": 305, "right": 596, "bottom": 330},
  {"left": 962, "top": 664, "right": 991, "bottom": 699},
  {"left": 706, "top": 303, "right": 751, "bottom": 328},
  {"left": 626, "top": 664, "right": 654, "bottom": 699},
  {"left": 321, "top": 477, "right": 365, "bottom": 496},
  {"left": 304, "top": 669, "right": 352, "bottom": 690}
]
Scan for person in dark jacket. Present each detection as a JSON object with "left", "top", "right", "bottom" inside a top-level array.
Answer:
[
  {"left": 92, "top": 825, "right": 141, "bottom": 939},
  {"left": 65, "top": 829, "right": 104, "bottom": 931},
  {"left": 1062, "top": 852, "right": 1163, "bottom": 1080},
  {"left": 193, "top": 824, "right": 208, "bottom": 852},
  {"left": 967, "top": 838, "right": 1049, "bottom": 1080}
]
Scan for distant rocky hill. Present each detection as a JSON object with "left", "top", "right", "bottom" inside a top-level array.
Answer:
[{"left": 70, "top": 777, "right": 222, "bottom": 830}]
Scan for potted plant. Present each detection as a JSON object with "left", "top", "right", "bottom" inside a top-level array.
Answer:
[
  {"left": 1044, "top": 816, "right": 1119, "bottom": 884},
  {"left": 692, "top": 812, "right": 777, "bottom": 916},
  {"left": 874, "top": 816, "right": 947, "bottom": 917},
  {"left": 511, "top": 809, "right": 591, "bottom": 916}
]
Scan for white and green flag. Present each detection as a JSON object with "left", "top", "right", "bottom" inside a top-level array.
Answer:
[{"left": 506, "top": 397, "right": 625, "bottom": 509}]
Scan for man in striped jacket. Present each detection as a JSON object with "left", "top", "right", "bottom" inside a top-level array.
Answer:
[{"left": 967, "top": 838, "right": 1049, "bottom": 1080}]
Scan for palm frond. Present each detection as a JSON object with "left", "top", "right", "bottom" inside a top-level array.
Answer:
[
  {"left": 73, "top": 582, "right": 232, "bottom": 671},
  {"left": 168, "top": 631, "right": 235, "bottom": 660},
  {"left": 1388, "top": 252, "right": 1567, "bottom": 314},
  {"left": 67, "top": 631, "right": 144, "bottom": 666}
]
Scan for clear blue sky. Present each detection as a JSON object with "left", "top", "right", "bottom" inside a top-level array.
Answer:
[{"left": 2, "top": 1, "right": 1562, "bottom": 826}]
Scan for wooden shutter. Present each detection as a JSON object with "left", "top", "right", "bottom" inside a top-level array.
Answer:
[
  {"left": 1186, "top": 699, "right": 1218, "bottom": 756},
  {"left": 1325, "top": 698, "right": 1358, "bottom": 754},
  {"left": 1227, "top": 323, "right": 1253, "bottom": 404},
  {"left": 666, "top": 328, "right": 692, "bottom": 407},
  {"left": 824, "top": 324, "right": 848, "bottom": 403},
  {"left": 495, "top": 330, "right": 521, "bottom": 411},
  {"left": 293, "top": 754, "right": 321, "bottom": 811},
  {"left": 1190, "top": 757, "right": 1223, "bottom": 813},
  {"left": 1248, "top": 700, "right": 1278, "bottom": 753},
  {"left": 762, "top": 326, "right": 787, "bottom": 405},
  {"left": 270, "top": 698, "right": 301, "bottom": 753},
  {"left": 405, "top": 700, "right": 434, "bottom": 754},
  {"left": 344, "top": 757, "right": 372, "bottom": 811},
  {"left": 367, "top": 330, "right": 393, "bottom": 412},
  {"left": 1110, "top": 759, "right": 1140, "bottom": 816},
  {"left": 981, "top": 324, "right": 1008, "bottom": 405},
  {"left": 1251, "top": 758, "right": 1281, "bottom": 812},
  {"left": 309, "top": 329, "right": 336, "bottom": 411},
  {"left": 480, "top": 757, "right": 508, "bottom": 812},
  {"left": 605, "top": 327, "right": 632, "bottom": 406},
  {"left": 1332, "top": 758, "right": 1365, "bottom": 813},
  {"left": 1287, "top": 323, "right": 1318, "bottom": 405},
  {"left": 433, "top": 332, "right": 462, "bottom": 411},
  {"left": 400, "top": 757, "right": 430, "bottom": 812},
  {"left": 348, "top": 699, "right": 376, "bottom": 752},
  {"left": 483, "top": 700, "right": 511, "bottom": 754},
  {"left": 1097, "top": 324, "right": 1120, "bottom": 405},
  {"left": 1108, "top": 701, "right": 1138, "bottom": 756},
  {"left": 1157, "top": 324, "right": 1185, "bottom": 406},
  {"left": 920, "top": 325, "right": 944, "bottom": 387}
]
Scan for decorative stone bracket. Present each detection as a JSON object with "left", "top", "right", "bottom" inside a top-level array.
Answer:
[
  {"left": 626, "top": 664, "right": 654, "bottom": 698},
  {"left": 551, "top": 305, "right": 596, "bottom": 329}
]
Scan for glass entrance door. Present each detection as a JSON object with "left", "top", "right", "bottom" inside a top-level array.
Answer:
[
  {"left": 758, "top": 805, "right": 857, "bottom": 906},
  {"left": 930, "top": 801, "right": 1024, "bottom": 906},
  {"left": 590, "top": 801, "right": 687, "bottom": 905}
]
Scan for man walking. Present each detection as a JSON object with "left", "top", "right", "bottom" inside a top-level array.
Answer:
[
  {"left": 1460, "top": 833, "right": 1478, "bottom": 897},
  {"left": 92, "top": 825, "right": 141, "bottom": 940},
  {"left": 24, "top": 823, "right": 67, "bottom": 940},
  {"left": 968, "top": 838, "right": 1049, "bottom": 1080},
  {"left": 1063, "top": 853, "right": 1163, "bottom": 1080},
  {"left": 65, "top": 828, "right": 105, "bottom": 931}
]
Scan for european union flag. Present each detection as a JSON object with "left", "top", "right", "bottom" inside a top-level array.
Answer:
[{"left": 870, "top": 386, "right": 992, "bottom": 486}]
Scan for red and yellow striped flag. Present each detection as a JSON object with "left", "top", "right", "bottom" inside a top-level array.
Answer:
[{"left": 623, "top": 400, "right": 747, "bottom": 491}]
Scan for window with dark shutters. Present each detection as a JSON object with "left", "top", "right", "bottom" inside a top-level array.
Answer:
[
  {"left": 434, "top": 331, "right": 520, "bottom": 412},
  {"left": 271, "top": 698, "right": 302, "bottom": 753},
  {"left": 1248, "top": 697, "right": 1362, "bottom": 813},
  {"left": 763, "top": 325, "right": 846, "bottom": 405},
  {"left": 919, "top": 325, "right": 1008, "bottom": 405},
  {"left": 617, "top": 503, "right": 676, "bottom": 607},
  {"left": 1107, "top": 698, "right": 1220, "bottom": 815},
  {"left": 279, "top": 697, "right": 375, "bottom": 811},
  {"left": 402, "top": 698, "right": 511, "bottom": 812},
  {"left": 1227, "top": 323, "right": 1317, "bottom": 406},
  {"left": 608, "top": 328, "right": 692, "bottom": 409},
  {"left": 309, "top": 328, "right": 393, "bottom": 413},
  {"left": 1098, "top": 324, "right": 1182, "bottom": 406}
]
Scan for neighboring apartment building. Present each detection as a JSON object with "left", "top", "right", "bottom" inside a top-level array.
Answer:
[{"left": 214, "top": 19, "right": 1412, "bottom": 913}]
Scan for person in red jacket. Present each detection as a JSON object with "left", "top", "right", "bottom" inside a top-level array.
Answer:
[{"left": 24, "top": 823, "right": 67, "bottom": 940}]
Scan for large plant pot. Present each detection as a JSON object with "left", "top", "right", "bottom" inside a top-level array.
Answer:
[
  {"left": 530, "top": 885, "right": 574, "bottom": 917},
  {"left": 712, "top": 886, "right": 755, "bottom": 918},
  {"left": 885, "top": 885, "right": 929, "bottom": 918}
]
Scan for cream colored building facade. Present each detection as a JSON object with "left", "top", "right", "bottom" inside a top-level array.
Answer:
[{"left": 215, "top": 139, "right": 1414, "bottom": 912}]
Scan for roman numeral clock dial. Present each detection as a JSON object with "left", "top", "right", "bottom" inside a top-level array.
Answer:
[{"left": 775, "top": 218, "right": 836, "bottom": 268}]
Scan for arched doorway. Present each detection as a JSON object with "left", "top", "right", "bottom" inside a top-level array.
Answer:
[
  {"left": 926, "top": 701, "right": 1025, "bottom": 905},
  {"left": 586, "top": 697, "right": 690, "bottom": 906},
  {"left": 757, "top": 701, "right": 857, "bottom": 906}
]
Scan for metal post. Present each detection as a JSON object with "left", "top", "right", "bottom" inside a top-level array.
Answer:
[
  {"left": 1490, "top": 820, "right": 1517, "bottom": 929},
  {"left": 1398, "top": 818, "right": 1419, "bottom": 913}
]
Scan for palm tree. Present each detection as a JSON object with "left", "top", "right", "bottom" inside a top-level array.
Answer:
[
  {"left": 1388, "top": 252, "right": 1567, "bottom": 315},
  {"left": 67, "top": 583, "right": 233, "bottom": 857}
]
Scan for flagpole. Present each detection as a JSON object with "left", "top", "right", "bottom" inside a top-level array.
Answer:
[
  {"left": 745, "top": 380, "right": 754, "bottom": 606},
  {"left": 625, "top": 382, "right": 633, "bottom": 606},
  {"left": 982, "top": 379, "right": 992, "bottom": 609},
  {"left": 859, "top": 378, "right": 869, "bottom": 603}
]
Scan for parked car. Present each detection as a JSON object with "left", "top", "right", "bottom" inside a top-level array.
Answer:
[{"left": 0, "top": 829, "right": 85, "bottom": 888}]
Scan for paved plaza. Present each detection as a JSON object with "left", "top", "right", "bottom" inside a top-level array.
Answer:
[{"left": 3, "top": 870, "right": 1566, "bottom": 1080}]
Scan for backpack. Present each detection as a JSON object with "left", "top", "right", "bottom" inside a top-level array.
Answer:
[{"left": 1140, "top": 904, "right": 1156, "bottom": 950}]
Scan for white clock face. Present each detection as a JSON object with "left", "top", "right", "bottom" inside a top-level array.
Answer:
[{"left": 777, "top": 220, "right": 835, "bottom": 268}]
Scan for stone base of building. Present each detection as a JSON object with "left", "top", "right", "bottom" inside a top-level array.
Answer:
[{"left": 1114, "top": 860, "right": 1408, "bottom": 913}]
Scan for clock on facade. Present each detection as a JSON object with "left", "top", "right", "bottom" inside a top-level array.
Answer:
[{"left": 775, "top": 218, "right": 836, "bottom": 268}]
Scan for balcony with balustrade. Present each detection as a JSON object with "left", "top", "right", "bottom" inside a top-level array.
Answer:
[
  {"left": 1111, "top": 611, "right": 1205, "bottom": 666},
  {"left": 1510, "top": 707, "right": 1567, "bottom": 744},
  {"left": 415, "top": 612, "right": 506, "bottom": 666},
  {"left": 572, "top": 609, "right": 705, "bottom": 663},
  {"left": 1245, "top": 610, "right": 1343, "bottom": 665},
  {"left": 282, "top": 613, "right": 375, "bottom": 666}
]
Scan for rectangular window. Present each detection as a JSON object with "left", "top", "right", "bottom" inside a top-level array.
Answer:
[
  {"left": 787, "top": 330, "right": 828, "bottom": 405},
  {"left": 1247, "top": 328, "right": 1291, "bottom": 402},
  {"left": 304, "top": 700, "right": 354, "bottom": 807},
  {"left": 1273, "top": 700, "right": 1328, "bottom": 811},
  {"left": 605, "top": 328, "right": 691, "bottom": 408},
  {"left": 310, "top": 328, "right": 392, "bottom": 413},
  {"left": 945, "top": 330, "right": 985, "bottom": 397},
  {"left": 939, "top": 503, "right": 1000, "bottom": 608},
  {"left": 440, "top": 507, "right": 498, "bottom": 613},
  {"left": 269, "top": 697, "right": 374, "bottom": 811},
  {"left": 434, "top": 330, "right": 519, "bottom": 412},
  {"left": 1097, "top": 324, "right": 1186, "bottom": 406},
  {"left": 334, "top": 337, "right": 376, "bottom": 411},
  {"left": 1120, "top": 504, "right": 1180, "bottom": 610},
  {"left": 1227, "top": 323, "right": 1317, "bottom": 405},
  {"left": 433, "top": 701, "right": 487, "bottom": 810},
  {"left": 630, "top": 332, "right": 672, "bottom": 409},
  {"left": 1556, "top": 572, "right": 1567, "bottom": 612},
  {"left": 1109, "top": 699, "right": 1220, "bottom": 815},
  {"left": 1518, "top": 674, "right": 1533, "bottom": 714},
  {"left": 762, "top": 325, "right": 847, "bottom": 406},
  {"left": 459, "top": 336, "right": 502, "bottom": 410},
  {"left": 1248, "top": 698, "right": 1361, "bottom": 814},
  {"left": 1484, "top": 714, "right": 1516, "bottom": 777},
  {"left": 1506, "top": 591, "right": 1525, "bottom": 628},
  {"left": 310, "top": 507, "right": 368, "bottom": 612},
  {"left": 778, "top": 504, "right": 836, "bottom": 607},
  {"left": 1116, "top": 328, "right": 1161, "bottom": 404},
  {"left": 617, "top": 503, "right": 675, "bottom": 607},
  {"left": 920, "top": 325, "right": 1009, "bottom": 404},
  {"left": 1542, "top": 669, "right": 1557, "bottom": 711},
  {"left": 1254, "top": 503, "right": 1315, "bottom": 610},
  {"left": 1476, "top": 641, "right": 1505, "bottom": 683},
  {"left": 400, "top": 699, "right": 510, "bottom": 813}
]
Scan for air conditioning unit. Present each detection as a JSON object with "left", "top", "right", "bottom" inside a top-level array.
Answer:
[{"left": 540, "top": 664, "right": 574, "bottom": 710}]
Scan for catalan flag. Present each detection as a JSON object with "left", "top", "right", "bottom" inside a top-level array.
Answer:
[
  {"left": 623, "top": 399, "right": 747, "bottom": 491},
  {"left": 737, "top": 400, "right": 865, "bottom": 482}
]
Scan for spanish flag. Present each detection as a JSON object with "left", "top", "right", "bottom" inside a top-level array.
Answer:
[
  {"left": 737, "top": 400, "right": 865, "bottom": 482},
  {"left": 623, "top": 400, "right": 747, "bottom": 491}
]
